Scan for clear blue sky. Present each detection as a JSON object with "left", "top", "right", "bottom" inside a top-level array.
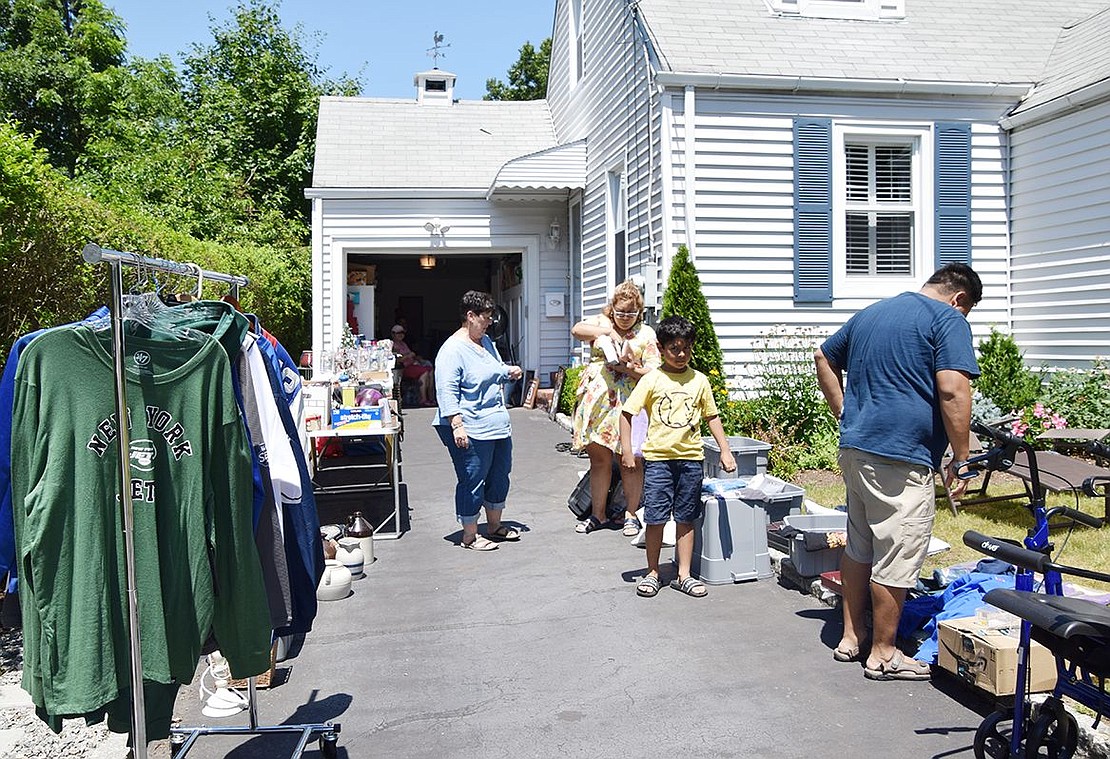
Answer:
[{"left": 104, "top": 1, "right": 554, "bottom": 101}]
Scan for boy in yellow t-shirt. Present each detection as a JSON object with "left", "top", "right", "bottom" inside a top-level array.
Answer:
[{"left": 619, "top": 315, "right": 736, "bottom": 598}]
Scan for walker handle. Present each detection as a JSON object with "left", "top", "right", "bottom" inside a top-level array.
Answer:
[
  {"left": 962, "top": 530, "right": 1048, "bottom": 573},
  {"left": 1051, "top": 505, "right": 1104, "bottom": 529},
  {"left": 1081, "top": 475, "right": 1110, "bottom": 499}
]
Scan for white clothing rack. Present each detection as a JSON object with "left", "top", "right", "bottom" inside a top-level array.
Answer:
[{"left": 81, "top": 244, "right": 339, "bottom": 758}]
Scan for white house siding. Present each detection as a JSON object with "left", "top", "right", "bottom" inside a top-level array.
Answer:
[
  {"left": 665, "top": 92, "right": 1012, "bottom": 392},
  {"left": 1009, "top": 99, "right": 1110, "bottom": 369},
  {"left": 548, "top": 0, "right": 659, "bottom": 320},
  {"left": 314, "top": 197, "right": 571, "bottom": 380}
]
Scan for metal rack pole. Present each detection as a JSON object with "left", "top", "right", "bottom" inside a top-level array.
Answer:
[
  {"left": 108, "top": 258, "right": 147, "bottom": 756},
  {"left": 82, "top": 244, "right": 250, "bottom": 289}
]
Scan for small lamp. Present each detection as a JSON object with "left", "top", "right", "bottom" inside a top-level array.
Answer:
[
  {"left": 419, "top": 254, "right": 437, "bottom": 270},
  {"left": 424, "top": 217, "right": 450, "bottom": 235},
  {"left": 548, "top": 219, "right": 561, "bottom": 247}
]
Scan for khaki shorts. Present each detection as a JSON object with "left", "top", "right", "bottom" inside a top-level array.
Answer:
[{"left": 839, "top": 448, "right": 936, "bottom": 589}]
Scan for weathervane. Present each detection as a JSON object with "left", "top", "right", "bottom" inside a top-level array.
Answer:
[{"left": 427, "top": 31, "right": 450, "bottom": 67}]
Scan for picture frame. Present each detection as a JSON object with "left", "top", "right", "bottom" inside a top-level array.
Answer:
[
  {"left": 522, "top": 372, "right": 540, "bottom": 409},
  {"left": 549, "top": 368, "right": 566, "bottom": 421}
]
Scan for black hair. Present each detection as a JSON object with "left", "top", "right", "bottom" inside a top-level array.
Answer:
[
  {"left": 926, "top": 263, "right": 983, "bottom": 306},
  {"left": 656, "top": 315, "right": 696, "bottom": 345},
  {"left": 458, "top": 290, "right": 495, "bottom": 323}
]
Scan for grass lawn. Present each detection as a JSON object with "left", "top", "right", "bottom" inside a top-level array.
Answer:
[{"left": 796, "top": 470, "right": 1110, "bottom": 592}]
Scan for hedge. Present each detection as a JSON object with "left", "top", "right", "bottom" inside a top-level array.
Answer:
[{"left": 0, "top": 122, "right": 311, "bottom": 367}]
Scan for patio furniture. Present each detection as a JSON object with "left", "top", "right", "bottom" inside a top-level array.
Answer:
[{"left": 948, "top": 446, "right": 1110, "bottom": 523}]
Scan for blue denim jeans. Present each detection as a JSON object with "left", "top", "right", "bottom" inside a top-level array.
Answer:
[
  {"left": 436, "top": 426, "right": 513, "bottom": 524},
  {"left": 642, "top": 459, "right": 704, "bottom": 525}
]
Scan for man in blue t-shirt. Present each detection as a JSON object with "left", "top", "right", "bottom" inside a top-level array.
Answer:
[{"left": 815, "top": 263, "right": 982, "bottom": 682}]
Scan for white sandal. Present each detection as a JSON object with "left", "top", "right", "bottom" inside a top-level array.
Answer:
[{"left": 461, "top": 535, "right": 498, "bottom": 551}]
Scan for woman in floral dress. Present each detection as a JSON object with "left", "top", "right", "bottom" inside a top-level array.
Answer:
[{"left": 571, "top": 280, "right": 660, "bottom": 535}]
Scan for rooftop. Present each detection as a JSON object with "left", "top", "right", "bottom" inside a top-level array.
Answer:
[{"left": 312, "top": 97, "right": 556, "bottom": 189}]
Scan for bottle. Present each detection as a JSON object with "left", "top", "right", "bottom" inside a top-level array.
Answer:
[{"left": 346, "top": 511, "right": 375, "bottom": 567}]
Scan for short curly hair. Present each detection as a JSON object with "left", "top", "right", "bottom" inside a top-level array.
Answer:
[
  {"left": 458, "top": 290, "right": 495, "bottom": 322},
  {"left": 601, "top": 280, "right": 644, "bottom": 322}
]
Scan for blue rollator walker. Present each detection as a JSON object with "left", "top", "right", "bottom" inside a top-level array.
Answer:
[{"left": 952, "top": 421, "right": 1110, "bottom": 759}]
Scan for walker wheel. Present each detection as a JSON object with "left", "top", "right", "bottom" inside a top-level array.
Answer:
[
  {"left": 974, "top": 710, "right": 1014, "bottom": 759},
  {"left": 1024, "top": 699, "right": 1077, "bottom": 759},
  {"left": 319, "top": 733, "right": 339, "bottom": 759}
]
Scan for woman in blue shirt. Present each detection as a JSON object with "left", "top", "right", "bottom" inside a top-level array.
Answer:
[{"left": 433, "top": 291, "right": 523, "bottom": 550}]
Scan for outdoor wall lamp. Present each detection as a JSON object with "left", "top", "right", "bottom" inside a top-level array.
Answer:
[
  {"left": 422, "top": 217, "right": 449, "bottom": 266},
  {"left": 549, "top": 219, "right": 561, "bottom": 247},
  {"left": 423, "top": 217, "right": 450, "bottom": 236}
]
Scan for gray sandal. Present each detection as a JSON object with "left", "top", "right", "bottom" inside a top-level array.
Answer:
[
  {"left": 636, "top": 575, "right": 661, "bottom": 597},
  {"left": 670, "top": 576, "right": 708, "bottom": 597}
]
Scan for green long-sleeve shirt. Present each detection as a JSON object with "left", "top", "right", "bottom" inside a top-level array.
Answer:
[{"left": 11, "top": 325, "right": 271, "bottom": 726}]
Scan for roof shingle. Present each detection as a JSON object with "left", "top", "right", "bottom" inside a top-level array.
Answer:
[
  {"left": 638, "top": 0, "right": 1110, "bottom": 85},
  {"left": 312, "top": 97, "right": 556, "bottom": 189}
]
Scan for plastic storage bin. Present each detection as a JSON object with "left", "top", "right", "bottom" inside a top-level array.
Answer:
[
  {"left": 738, "top": 476, "right": 806, "bottom": 523},
  {"left": 782, "top": 513, "right": 847, "bottom": 576},
  {"left": 690, "top": 496, "right": 773, "bottom": 584},
  {"left": 702, "top": 436, "right": 771, "bottom": 479}
]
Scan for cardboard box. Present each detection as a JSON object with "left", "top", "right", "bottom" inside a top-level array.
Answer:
[
  {"left": 331, "top": 405, "right": 383, "bottom": 429},
  {"left": 937, "top": 616, "right": 1057, "bottom": 695},
  {"left": 303, "top": 381, "right": 333, "bottom": 428},
  {"left": 346, "top": 264, "right": 376, "bottom": 286}
]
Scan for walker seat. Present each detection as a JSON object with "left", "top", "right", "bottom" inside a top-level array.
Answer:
[{"left": 983, "top": 588, "right": 1110, "bottom": 677}]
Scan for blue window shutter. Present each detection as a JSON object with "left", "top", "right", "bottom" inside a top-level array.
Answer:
[
  {"left": 793, "top": 118, "right": 833, "bottom": 303},
  {"left": 934, "top": 121, "right": 972, "bottom": 268}
]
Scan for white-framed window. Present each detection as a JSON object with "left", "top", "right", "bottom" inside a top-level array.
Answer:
[
  {"left": 569, "top": 0, "right": 584, "bottom": 88},
  {"left": 607, "top": 168, "right": 627, "bottom": 287},
  {"left": 831, "top": 122, "right": 931, "bottom": 298},
  {"left": 767, "top": 0, "right": 904, "bottom": 20}
]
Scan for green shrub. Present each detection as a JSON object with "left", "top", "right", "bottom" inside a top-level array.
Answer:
[
  {"left": 1042, "top": 360, "right": 1110, "bottom": 429},
  {"left": 661, "top": 245, "right": 727, "bottom": 407},
  {"left": 975, "top": 328, "right": 1042, "bottom": 413},
  {"left": 718, "top": 326, "right": 838, "bottom": 478},
  {"left": 558, "top": 364, "right": 585, "bottom": 415},
  {"left": 0, "top": 122, "right": 311, "bottom": 365}
]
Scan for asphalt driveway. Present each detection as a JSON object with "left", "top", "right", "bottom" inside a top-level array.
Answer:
[{"left": 169, "top": 407, "right": 991, "bottom": 758}]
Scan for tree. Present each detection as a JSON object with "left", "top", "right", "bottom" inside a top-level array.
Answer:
[
  {"left": 661, "top": 245, "right": 727, "bottom": 405},
  {"left": 485, "top": 38, "right": 550, "bottom": 101},
  {"left": 181, "top": 0, "right": 360, "bottom": 232},
  {"left": 0, "top": 0, "right": 126, "bottom": 172}
]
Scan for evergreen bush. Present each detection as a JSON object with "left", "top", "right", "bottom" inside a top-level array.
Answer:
[
  {"left": 558, "top": 364, "right": 585, "bottom": 415},
  {"left": 975, "top": 328, "right": 1042, "bottom": 413},
  {"left": 660, "top": 245, "right": 727, "bottom": 405}
]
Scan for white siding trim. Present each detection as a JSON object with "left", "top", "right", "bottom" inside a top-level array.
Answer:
[
  {"left": 684, "top": 85, "right": 697, "bottom": 260},
  {"left": 659, "top": 88, "right": 677, "bottom": 307},
  {"left": 311, "top": 197, "right": 325, "bottom": 365}
]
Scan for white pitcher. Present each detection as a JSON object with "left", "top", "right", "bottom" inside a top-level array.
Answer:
[{"left": 316, "top": 559, "right": 352, "bottom": 601}]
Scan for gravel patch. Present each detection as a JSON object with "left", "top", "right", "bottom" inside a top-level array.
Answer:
[{"left": 1, "top": 627, "right": 128, "bottom": 759}]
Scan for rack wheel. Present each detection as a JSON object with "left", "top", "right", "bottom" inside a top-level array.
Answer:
[
  {"left": 974, "top": 710, "right": 1015, "bottom": 759},
  {"left": 319, "top": 733, "right": 339, "bottom": 759},
  {"left": 1024, "top": 699, "right": 1078, "bottom": 759}
]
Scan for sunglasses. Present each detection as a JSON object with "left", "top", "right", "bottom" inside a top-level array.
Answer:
[{"left": 613, "top": 310, "right": 640, "bottom": 319}]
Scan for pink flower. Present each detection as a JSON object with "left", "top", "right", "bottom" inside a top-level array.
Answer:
[
  {"left": 1033, "top": 402, "right": 1045, "bottom": 416},
  {"left": 1010, "top": 419, "right": 1029, "bottom": 437}
]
